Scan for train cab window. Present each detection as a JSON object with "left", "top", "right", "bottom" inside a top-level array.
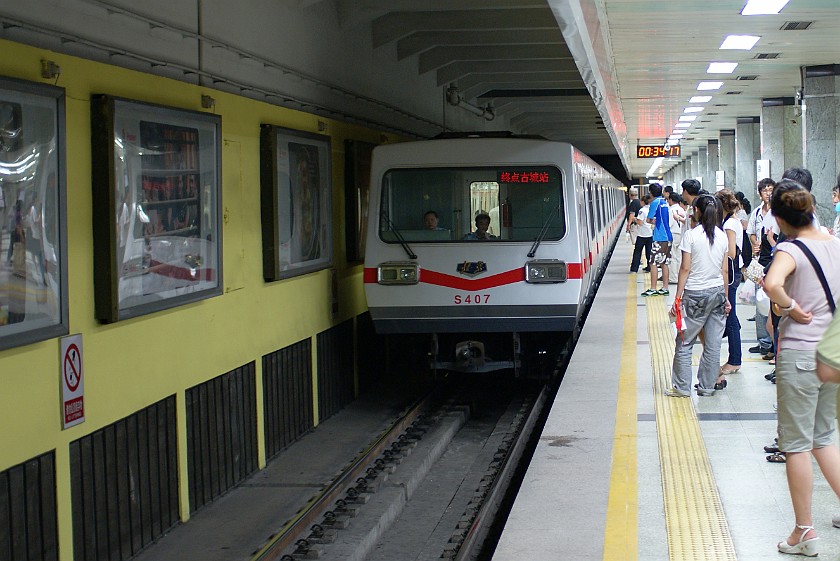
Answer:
[{"left": 379, "top": 166, "right": 565, "bottom": 242}]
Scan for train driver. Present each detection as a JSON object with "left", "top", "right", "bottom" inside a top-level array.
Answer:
[
  {"left": 464, "top": 212, "right": 497, "bottom": 240},
  {"left": 424, "top": 210, "right": 446, "bottom": 230}
]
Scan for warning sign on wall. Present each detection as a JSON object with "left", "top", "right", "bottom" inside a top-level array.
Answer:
[{"left": 61, "top": 334, "right": 85, "bottom": 429}]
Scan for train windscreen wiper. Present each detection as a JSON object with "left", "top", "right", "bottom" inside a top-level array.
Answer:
[
  {"left": 527, "top": 206, "right": 559, "bottom": 258},
  {"left": 380, "top": 211, "right": 417, "bottom": 259}
]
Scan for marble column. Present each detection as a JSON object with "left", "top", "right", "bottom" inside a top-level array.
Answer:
[
  {"left": 707, "top": 140, "right": 720, "bottom": 191},
  {"left": 686, "top": 156, "right": 694, "bottom": 182},
  {"left": 803, "top": 64, "right": 840, "bottom": 225},
  {"left": 698, "top": 147, "right": 708, "bottom": 190},
  {"left": 736, "top": 117, "right": 760, "bottom": 194},
  {"left": 719, "top": 130, "right": 736, "bottom": 190},
  {"left": 761, "top": 97, "right": 803, "bottom": 184}
]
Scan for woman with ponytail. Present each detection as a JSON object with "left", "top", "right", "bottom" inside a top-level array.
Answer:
[
  {"left": 715, "top": 189, "right": 744, "bottom": 388},
  {"left": 763, "top": 180, "right": 840, "bottom": 557},
  {"left": 665, "top": 194, "right": 730, "bottom": 398}
]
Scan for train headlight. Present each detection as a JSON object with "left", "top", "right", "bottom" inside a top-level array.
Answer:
[
  {"left": 377, "top": 262, "right": 419, "bottom": 285},
  {"left": 525, "top": 260, "right": 567, "bottom": 283}
]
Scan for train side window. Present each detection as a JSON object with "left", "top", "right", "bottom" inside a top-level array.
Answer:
[{"left": 586, "top": 181, "right": 595, "bottom": 240}]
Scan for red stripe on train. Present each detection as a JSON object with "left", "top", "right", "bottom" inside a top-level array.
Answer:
[{"left": 363, "top": 263, "right": 584, "bottom": 287}]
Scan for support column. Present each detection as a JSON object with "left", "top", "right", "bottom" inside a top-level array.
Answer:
[
  {"left": 685, "top": 156, "right": 694, "bottom": 182},
  {"left": 761, "top": 97, "right": 803, "bottom": 182},
  {"left": 736, "top": 117, "right": 760, "bottom": 194},
  {"left": 803, "top": 64, "right": 840, "bottom": 225},
  {"left": 707, "top": 140, "right": 720, "bottom": 191},
  {"left": 719, "top": 130, "right": 735, "bottom": 190},
  {"left": 698, "top": 146, "right": 708, "bottom": 191}
]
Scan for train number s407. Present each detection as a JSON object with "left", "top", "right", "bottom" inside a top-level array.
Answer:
[{"left": 454, "top": 294, "right": 490, "bottom": 304}]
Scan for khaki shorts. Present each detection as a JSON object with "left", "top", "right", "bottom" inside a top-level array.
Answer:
[
  {"left": 776, "top": 348, "right": 838, "bottom": 452},
  {"left": 651, "top": 240, "right": 672, "bottom": 266}
]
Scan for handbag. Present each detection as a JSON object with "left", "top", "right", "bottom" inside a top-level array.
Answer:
[
  {"left": 744, "top": 259, "right": 765, "bottom": 284},
  {"left": 11, "top": 241, "right": 25, "bottom": 278}
]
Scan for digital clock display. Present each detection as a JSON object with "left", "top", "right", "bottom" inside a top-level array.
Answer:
[{"left": 636, "top": 145, "right": 681, "bottom": 158}]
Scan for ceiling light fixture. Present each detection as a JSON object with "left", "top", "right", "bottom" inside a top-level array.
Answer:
[
  {"left": 697, "top": 81, "right": 724, "bottom": 90},
  {"left": 707, "top": 62, "right": 738, "bottom": 73},
  {"left": 741, "top": 0, "right": 790, "bottom": 15},
  {"left": 684, "top": 107, "right": 704, "bottom": 113},
  {"left": 690, "top": 96, "right": 713, "bottom": 103},
  {"left": 675, "top": 123, "right": 691, "bottom": 129},
  {"left": 679, "top": 115, "right": 697, "bottom": 122},
  {"left": 720, "top": 35, "right": 760, "bottom": 50},
  {"left": 646, "top": 157, "right": 664, "bottom": 177}
]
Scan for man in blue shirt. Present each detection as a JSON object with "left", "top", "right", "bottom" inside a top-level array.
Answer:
[{"left": 641, "top": 183, "right": 673, "bottom": 296}]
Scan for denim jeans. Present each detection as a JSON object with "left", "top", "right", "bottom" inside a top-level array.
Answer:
[
  {"left": 755, "top": 309, "right": 772, "bottom": 351},
  {"left": 671, "top": 286, "right": 727, "bottom": 392},
  {"left": 723, "top": 268, "right": 742, "bottom": 366},
  {"left": 631, "top": 236, "right": 652, "bottom": 272}
]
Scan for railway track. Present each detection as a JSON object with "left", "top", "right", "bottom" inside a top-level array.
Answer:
[{"left": 251, "top": 377, "right": 548, "bottom": 561}]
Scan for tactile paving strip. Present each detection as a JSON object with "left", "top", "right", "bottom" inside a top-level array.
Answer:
[{"left": 647, "top": 297, "right": 737, "bottom": 560}]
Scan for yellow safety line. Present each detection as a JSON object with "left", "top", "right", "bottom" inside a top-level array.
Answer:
[
  {"left": 648, "top": 297, "right": 737, "bottom": 560},
  {"left": 602, "top": 274, "right": 638, "bottom": 561}
]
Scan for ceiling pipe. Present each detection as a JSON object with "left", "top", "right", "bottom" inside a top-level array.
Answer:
[{"left": 446, "top": 85, "right": 495, "bottom": 121}]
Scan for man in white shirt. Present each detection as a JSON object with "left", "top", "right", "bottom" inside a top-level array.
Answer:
[{"left": 667, "top": 192, "right": 686, "bottom": 284}]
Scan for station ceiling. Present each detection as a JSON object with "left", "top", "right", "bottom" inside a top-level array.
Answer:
[
  {"left": 353, "top": 0, "right": 840, "bottom": 178},
  {"left": 2, "top": 1, "right": 839, "bottom": 181}
]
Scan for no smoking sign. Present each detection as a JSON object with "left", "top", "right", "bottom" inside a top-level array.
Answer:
[{"left": 61, "top": 335, "right": 85, "bottom": 429}]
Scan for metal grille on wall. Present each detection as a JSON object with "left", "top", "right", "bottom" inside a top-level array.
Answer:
[
  {"left": 70, "top": 397, "right": 178, "bottom": 561},
  {"left": 262, "top": 339, "right": 314, "bottom": 460},
  {"left": 0, "top": 451, "right": 58, "bottom": 561},
  {"left": 186, "top": 362, "right": 258, "bottom": 514},
  {"left": 316, "top": 319, "right": 355, "bottom": 422}
]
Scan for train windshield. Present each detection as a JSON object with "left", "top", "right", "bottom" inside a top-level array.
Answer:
[{"left": 379, "top": 166, "right": 565, "bottom": 243}]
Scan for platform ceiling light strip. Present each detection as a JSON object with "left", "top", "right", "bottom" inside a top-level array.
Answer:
[
  {"left": 706, "top": 62, "right": 738, "bottom": 74},
  {"left": 720, "top": 35, "right": 760, "bottom": 50},
  {"left": 646, "top": 298, "right": 737, "bottom": 560},
  {"left": 684, "top": 107, "right": 704, "bottom": 113},
  {"left": 675, "top": 123, "right": 691, "bottom": 129},
  {"left": 679, "top": 115, "right": 697, "bottom": 122},
  {"left": 697, "top": 81, "right": 724, "bottom": 91},
  {"left": 689, "top": 96, "right": 712, "bottom": 103},
  {"left": 741, "top": 0, "right": 790, "bottom": 15},
  {"left": 646, "top": 157, "right": 664, "bottom": 177}
]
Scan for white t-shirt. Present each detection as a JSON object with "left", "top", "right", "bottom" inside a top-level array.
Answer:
[
  {"left": 636, "top": 206, "right": 653, "bottom": 238},
  {"left": 669, "top": 204, "right": 685, "bottom": 235},
  {"left": 746, "top": 205, "right": 768, "bottom": 237},
  {"left": 722, "top": 214, "right": 744, "bottom": 267},
  {"left": 679, "top": 224, "right": 728, "bottom": 291}
]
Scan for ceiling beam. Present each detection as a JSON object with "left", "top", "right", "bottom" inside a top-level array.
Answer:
[{"left": 372, "top": 7, "right": 555, "bottom": 48}]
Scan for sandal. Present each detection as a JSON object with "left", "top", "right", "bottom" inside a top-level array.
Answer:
[
  {"left": 778, "top": 524, "right": 819, "bottom": 556},
  {"left": 714, "top": 379, "right": 728, "bottom": 390},
  {"left": 767, "top": 452, "right": 786, "bottom": 463},
  {"left": 720, "top": 365, "right": 740, "bottom": 375}
]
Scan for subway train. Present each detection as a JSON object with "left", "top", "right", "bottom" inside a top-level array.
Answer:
[{"left": 363, "top": 133, "right": 626, "bottom": 377}]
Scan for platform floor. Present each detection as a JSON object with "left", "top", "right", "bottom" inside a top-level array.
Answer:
[{"left": 493, "top": 239, "right": 840, "bottom": 561}]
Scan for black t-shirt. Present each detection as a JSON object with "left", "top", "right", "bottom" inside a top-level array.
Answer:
[{"left": 627, "top": 199, "right": 641, "bottom": 222}]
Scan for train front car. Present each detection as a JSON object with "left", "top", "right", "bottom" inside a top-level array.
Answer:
[{"left": 363, "top": 136, "right": 612, "bottom": 377}]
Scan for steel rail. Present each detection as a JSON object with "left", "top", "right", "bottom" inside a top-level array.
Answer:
[{"left": 251, "top": 391, "right": 436, "bottom": 561}]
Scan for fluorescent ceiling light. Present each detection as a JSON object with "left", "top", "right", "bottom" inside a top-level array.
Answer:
[
  {"left": 684, "top": 107, "right": 704, "bottom": 113},
  {"left": 697, "top": 81, "right": 724, "bottom": 90},
  {"left": 669, "top": 134, "right": 684, "bottom": 139},
  {"left": 741, "top": 0, "right": 790, "bottom": 15},
  {"left": 707, "top": 62, "right": 738, "bottom": 73},
  {"left": 646, "top": 157, "right": 664, "bottom": 177},
  {"left": 720, "top": 35, "right": 760, "bottom": 50},
  {"left": 675, "top": 123, "right": 691, "bottom": 129},
  {"left": 690, "top": 96, "right": 713, "bottom": 103},
  {"left": 679, "top": 115, "right": 697, "bottom": 122}
]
